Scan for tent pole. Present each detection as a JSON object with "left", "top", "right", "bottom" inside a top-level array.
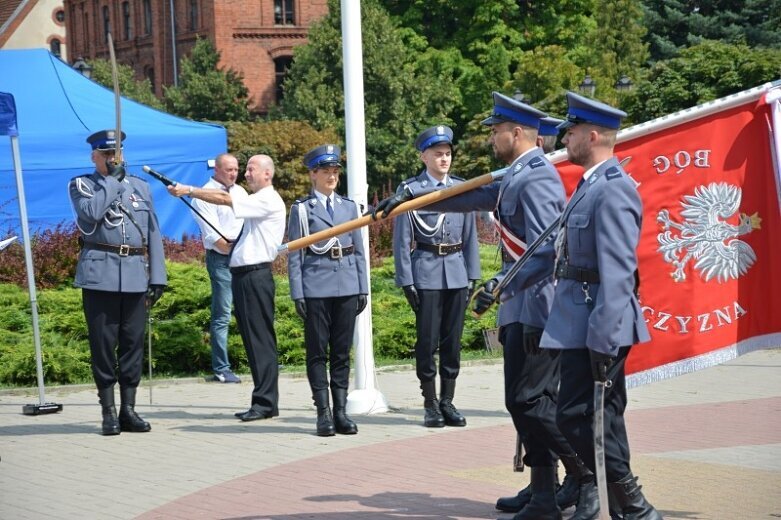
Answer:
[{"left": 10, "top": 135, "right": 63, "bottom": 415}]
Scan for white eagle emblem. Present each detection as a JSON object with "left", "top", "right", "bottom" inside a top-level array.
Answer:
[{"left": 656, "top": 182, "right": 761, "bottom": 283}]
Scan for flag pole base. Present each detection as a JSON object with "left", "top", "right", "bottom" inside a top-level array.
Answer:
[
  {"left": 346, "top": 388, "right": 389, "bottom": 415},
  {"left": 22, "top": 402, "right": 63, "bottom": 415}
]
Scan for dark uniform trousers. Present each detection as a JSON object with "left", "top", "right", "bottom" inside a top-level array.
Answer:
[
  {"left": 415, "top": 287, "right": 468, "bottom": 383},
  {"left": 557, "top": 346, "right": 632, "bottom": 482},
  {"left": 304, "top": 295, "right": 359, "bottom": 392},
  {"left": 83, "top": 289, "right": 147, "bottom": 390},
  {"left": 232, "top": 265, "right": 279, "bottom": 416},
  {"left": 501, "top": 322, "right": 573, "bottom": 467}
]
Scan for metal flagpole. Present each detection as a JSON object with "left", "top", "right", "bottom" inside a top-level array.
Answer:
[
  {"left": 341, "top": 0, "right": 388, "bottom": 414},
  {"left": 0, "top": 92, "right": 63, "bottom": 415}
]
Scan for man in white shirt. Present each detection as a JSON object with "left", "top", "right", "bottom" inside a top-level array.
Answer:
[
  {"left": 191, "top": 153, "right": 245, "bottom": 384},
  {"left": 168, "top": 154, "right": 287, "bottom": 421}
]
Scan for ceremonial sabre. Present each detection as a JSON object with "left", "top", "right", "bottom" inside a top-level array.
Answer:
[
  {"left": 107, "top": 32, "right": 123, "bottom": 165},
  {"left": 142, "top": 165, "right": 232, "bottom": 243},
  {"left": 279, "top": 168, "right": 507, "bottom": 255},
  {"left": 594, "top": 379, "right": 612, "bottom": 520}
]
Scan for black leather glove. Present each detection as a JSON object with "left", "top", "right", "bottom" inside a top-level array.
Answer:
[
  {"left": 523, "top": 325, "right": 544, "bottom": 355},
  {"left": 146, "top": 284, "right": 165, "bottom": 308},
  {"left": 402, "top": 285, "right": 419, "bottom": 313},
  {"left": 467, "top": 279, "right": 478, "bottom": 304},
  {"left": 370, "top": 185, "right": 413, "bottom": 220},
  {"left": 589, "top": 349, "right": 616, "bottom": 383},
  {"left": 294, "top": 299, "right": 307, "bottom": 320},
  {"left": 106, "top": 160, "right": 126, "bottom": 182},
  {"left": 472, "top": 279, "right": 498, "bottom": 316},
  {"left": 356, "top": 294, "right": 367, "bottom": 316}
]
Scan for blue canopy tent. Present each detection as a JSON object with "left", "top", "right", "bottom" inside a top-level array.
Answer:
[{"left": 0, "top": 48, "right": 226, "bottom": 238}]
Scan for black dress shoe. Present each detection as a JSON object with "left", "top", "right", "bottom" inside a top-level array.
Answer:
[{"left": 239, "top": 407, "right": 273, "bottom": 422}]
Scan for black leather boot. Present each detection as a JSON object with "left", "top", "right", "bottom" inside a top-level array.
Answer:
[
  {"left": 569, "top": 476, "right": 600, "bottom": 520},
  {"left": 420, "top": 380, "right": 445, "bottom": 428},
  {"left": 314, "top": 389, "right": 335, "bottom": 437},
  {"left": 608, "top": 472, "right": 662, "bottom": 520},
  {"left": 512, "top": 466, "right": 562, "bottom": 520},
  {"left": 118, "top": 387, "right": 151, "bottom": 432},
  {"left": 98, "top": 386, "right": 120, "bottom": 436},
  {"left": 558, "top": 453, "right": 593, "bottom": 509},
  {"left": 439, "top": 378, "right": 466, "bottom": 426},
  {"left": 496, "top": 484, "right": 532, "bottom": 513},
  {"left": 332, "top": 388, "right": 357, "bottom": 435}
]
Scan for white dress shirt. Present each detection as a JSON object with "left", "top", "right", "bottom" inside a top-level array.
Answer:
[
  {"left": 191, "top": 177, "right": 246, "bottom": 252},
  {"left": 229, "top": 185, "right": 287, "bottom": 267}
]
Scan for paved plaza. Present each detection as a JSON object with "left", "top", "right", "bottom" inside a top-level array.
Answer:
[{"left": 1, "top": 349, "right": 779, "bottom": 519}]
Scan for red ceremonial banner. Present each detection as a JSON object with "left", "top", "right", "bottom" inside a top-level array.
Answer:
[{"left": 552, "top": 84, "right": 781, "bottom": 384}]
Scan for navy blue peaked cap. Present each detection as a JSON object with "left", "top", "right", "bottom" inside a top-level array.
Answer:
[
  {"left": 538, "top": 116, "right": 563, "bottom": 136},
  {"left": 415, "top": 125, "right": 454, "bottom": 152},
  {"left": 87, "top": 129, "right": 126, "bottom": 151},
  {"left": 303, "top": 144, "right": 342, "bottom": 169},
  {"left": 558, "top": 91, "right": 626, "bottom": 130},
  {"left": 481, "top": 92, "right": 547, "bottom": 129}
]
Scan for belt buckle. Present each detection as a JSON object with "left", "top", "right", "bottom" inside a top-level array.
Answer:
[
  {"left": 118, "top": 244, "right": 130, "bottom": 257},
  {"left": 330, "top": 247, "right": 343, "bottom": 259},
  {"left": 437, "top": 244, "right": 447, "bottom": 256}
]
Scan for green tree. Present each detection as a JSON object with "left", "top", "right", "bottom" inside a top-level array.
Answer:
[
  {"left": 89, "top": 59, "right": 164, "bottom": 110},
  {"left": 642, "top": 0, "right": 781, "bottom": 61},
  {"left": 280, "top": 0, "right": 440, "bottom": 191},
  {"left": 623, "top": 40, "right": 781, "bottom": 122},
  {"left": 164, "top": 38, "right": 251, "bottom": 122},
  {"left": 224, "top": 120, "right": 340, "bottom": 205}
]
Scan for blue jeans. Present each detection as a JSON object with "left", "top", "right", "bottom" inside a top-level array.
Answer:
[{"left": 206, "top": 250, "right": 233, "bottom": 372}]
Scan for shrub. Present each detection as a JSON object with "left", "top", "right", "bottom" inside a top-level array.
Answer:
[{"left": 0, "top": 224, "right": 80, "bottom": 289}]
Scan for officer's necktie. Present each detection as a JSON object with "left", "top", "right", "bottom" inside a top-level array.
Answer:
[{"left": 326, "top": 197, "right": 334, "bottom": 218}]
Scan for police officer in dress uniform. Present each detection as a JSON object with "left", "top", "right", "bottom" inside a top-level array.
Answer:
[
  {"left": 499, "top": 92, "right": 662, "bottom": 519},
  {"left": 287, "top": 145, "right": 368, "bottom": 436},
  {"left": 392, "top": 126, "right": 481, "bottom": 428},
  {"left": 374, "top": 95, "right": 594, "bottom": 520},
  {"left": 69, "top": 130, "right": 167, "bottom": 436}
]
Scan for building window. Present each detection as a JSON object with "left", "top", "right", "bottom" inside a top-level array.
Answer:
[
  {"left": 122, "top": 2, "right": 133, "bottom": 40},
  {"left": 54, "top": 9, "right": 65, "bottom": 24},
  {"left": 188, "top": 0, "right": 199, "bottom": 31},
  {"left": 83, "top": 12, "right": 89, "bottom": 48},
  {"left": 102, "top": 5, "right": 110, "bottom": 42},
  {"left": 274, "top": 0, "right": 294, "bottom": 25},
  {"left": 274, "top": 56, "right": 293, "bottom": 103},
  {"left": 144, "top": 65, "right": 156, "bottom": 93},
  {"left": 143, "top": 0, "right": 152, "bottom": 35},
  {"left": 50, "top": 39, "right": 62, "bottom": 56}
]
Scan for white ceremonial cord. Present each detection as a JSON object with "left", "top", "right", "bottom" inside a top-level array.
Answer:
[
  {"left": 409, "top": 210, "right": 446, "bottom": 238},
  {"left": 298, "top": 201, "right": 339, "bottom": 254}
]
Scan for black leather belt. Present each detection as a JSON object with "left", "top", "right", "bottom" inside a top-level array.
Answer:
[
  {"left": 555, "top": 263, "right": 600, "bottom": 283},
  {"left": 83, "top": 242, "right": 146, "bottom": 257},
  {"left": 416, "top": 242, "right": 463, "bottom": 256},
  {"left": 230, "top": 262, "right": 272, "bottom": 274},
  {"left": 308, "top": 245, "right": 355, "bottom": 259}
]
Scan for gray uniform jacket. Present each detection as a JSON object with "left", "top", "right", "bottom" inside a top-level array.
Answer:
[
  {"left": 502, "top": 157, "right": 651, "bottom": 354},
  {"left": 393, "top": 172, "right": 481, "bottom": 290},
  {"left": 69, "top": 172, "right": 167, "bottom": 293},
  {"left": 287, "top": 193, "right": 368, "bottom": 300},
  {"left": 413, "top": 149, "right": 564, "bottom": 329}
]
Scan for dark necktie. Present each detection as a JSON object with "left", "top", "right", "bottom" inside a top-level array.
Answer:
[
  {"left": 326, "top": 197, "right": 334, "bottom": 218},
  {"left": 576, "top": 177, "right": 585, "bottom": 191}
]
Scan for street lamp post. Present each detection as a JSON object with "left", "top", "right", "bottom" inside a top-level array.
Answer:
[
  {"left": 615, "top": 74, "right": 633, "bottom": 93},
  {"left": 72, "top": 57, "right": 92, "bottom": 79},
  {"left": 578, "top": 75, "right": 596, "bottom": 97}
]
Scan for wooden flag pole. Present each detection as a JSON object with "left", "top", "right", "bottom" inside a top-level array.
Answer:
[{"left": 278, "top": 168, "right": 506, "bottom": 255}]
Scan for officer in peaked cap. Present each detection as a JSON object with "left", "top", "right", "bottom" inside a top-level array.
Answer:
[
  {"left": 501, "top": 92, "right": 661, "bottom": 519},
  {"left": 392, "top": 125, "right": 481, "bottom": 429},
  {"left": 288, "top": 144, "right": 368, "bottom": 437},
  {"left": 537, "top": 116, "right": 563, "bottom": 154},
  {"left": 375, "top": 96, "right": 591, "bottom": 517},
  {"left": 69, "top": 129, "right": 167, "bottom": 436}
]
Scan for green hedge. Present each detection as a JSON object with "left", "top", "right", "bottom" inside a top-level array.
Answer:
[{"left": 0, "top": 248, "right": 500, "bottom": 386}]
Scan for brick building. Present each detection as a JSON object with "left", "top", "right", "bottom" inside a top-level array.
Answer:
[
  {"left": 64, "top": 0, "right": 330, "bottom": 113},
  {"left": 1, "top": 0, "right": 68, "bottom": 59}
]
